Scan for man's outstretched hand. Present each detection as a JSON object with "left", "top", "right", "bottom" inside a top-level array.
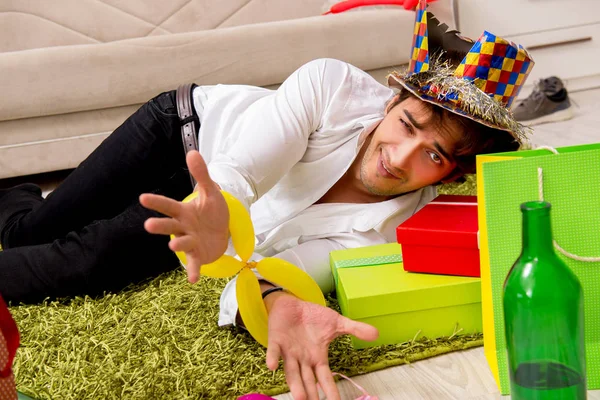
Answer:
[
  {"left": 140, "top": 151, "right": 230, "bottom": 283},
  {"left": 264, "top": 292, "right": 379, "bottom": 400}
]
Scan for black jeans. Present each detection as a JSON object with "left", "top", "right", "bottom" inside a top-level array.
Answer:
[{"left": 0, "top": 91, "right": 195, "bottom": 303}]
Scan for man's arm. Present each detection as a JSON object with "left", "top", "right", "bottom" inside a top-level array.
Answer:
[
  {"left": 143, "top": 58, "right": 360, "bottom": 284},
  {"left": 206, "top": 58, "right": 356, "bottom": 211}
]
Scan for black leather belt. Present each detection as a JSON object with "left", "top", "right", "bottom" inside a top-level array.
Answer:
[{"left": 175, "top": 83, "right": 200, "bottom": 189}]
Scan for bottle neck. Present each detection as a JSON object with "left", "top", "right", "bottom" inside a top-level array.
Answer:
[{"left": 521, "top": 202, "right": 555, "bottom": 258}]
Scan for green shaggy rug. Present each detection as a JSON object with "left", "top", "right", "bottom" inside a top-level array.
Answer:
[{"left": 8, "top": 177, "right": 478, "bottom": 400}]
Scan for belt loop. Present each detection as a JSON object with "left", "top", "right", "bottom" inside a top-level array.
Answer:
[{"left": 176, "top": 83, "right": 200, "bottom": 189}]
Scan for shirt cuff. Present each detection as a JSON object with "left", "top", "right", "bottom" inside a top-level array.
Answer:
[
  {"left": 218, "top": 276, "right": 239, "bottom": 327},
  {"left": 217, "top": 253, "right": 267, "bottom": 328}
]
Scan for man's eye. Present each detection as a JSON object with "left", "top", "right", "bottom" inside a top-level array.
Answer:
[
  {"left": 429, "top": 152, "right": 441, "bottom": 163},
  {"left": 399, "top": 118, "right": 414, "bottom": 135}
]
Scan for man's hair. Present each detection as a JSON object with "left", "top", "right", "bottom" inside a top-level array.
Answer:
[{"left": 388, "top": 89, "right": 520, "bottom": 177}]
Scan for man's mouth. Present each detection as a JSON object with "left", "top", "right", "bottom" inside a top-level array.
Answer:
[
  {"left": 382, "top": 160, "right": 394, "bottom": 176},
  {"left": 378, "top": 150, "right": 399, "bottom": 179}
]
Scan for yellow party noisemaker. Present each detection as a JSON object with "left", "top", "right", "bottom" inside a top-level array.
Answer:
[{"left": 172, "top": 190, "right": 326, "bottom": 347}]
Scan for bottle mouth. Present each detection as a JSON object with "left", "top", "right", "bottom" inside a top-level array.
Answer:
[{"left": 521, "top": 201, "right": 551, "bottom": 212}]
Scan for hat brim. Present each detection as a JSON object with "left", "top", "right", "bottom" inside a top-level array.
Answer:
[{"left": 387, "top": 71, "right": 530, "bottom": 144}]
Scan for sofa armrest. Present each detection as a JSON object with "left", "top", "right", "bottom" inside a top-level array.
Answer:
[{"left": 1, "top": 10, "right": 416, "bottom": 122}]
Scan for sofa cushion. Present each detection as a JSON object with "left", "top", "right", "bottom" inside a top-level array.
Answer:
[
  {"left": 0, "top": 0, "right": 326, "bottom": 52},
  {"left": 0, "top": 10, "right": 417, "bottom": 121}
]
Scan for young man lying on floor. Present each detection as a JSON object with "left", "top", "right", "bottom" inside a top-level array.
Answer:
[{"left": 0, "top": 4, "right": 533, "bottom": 399}]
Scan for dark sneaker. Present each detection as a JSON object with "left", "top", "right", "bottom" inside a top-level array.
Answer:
[{"left": 512, "top": 76, "right": 574, "bottom": 125}]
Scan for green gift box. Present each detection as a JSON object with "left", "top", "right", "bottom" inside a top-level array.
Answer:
[{"left": 330, "top": 243, "right": 483, "bottom": 349}]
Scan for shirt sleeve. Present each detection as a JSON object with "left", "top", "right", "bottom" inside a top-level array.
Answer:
[{"left": 207, "top": 58, "right": 355, "bottom": 211}]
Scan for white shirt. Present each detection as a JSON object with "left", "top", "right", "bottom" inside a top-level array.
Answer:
[{"left": 192, "top": 58, "right": 436, "bottom": 326}]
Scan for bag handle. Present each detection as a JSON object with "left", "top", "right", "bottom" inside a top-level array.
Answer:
[
  {"left": 537, "top": 146, "right": 600, "bottom": 262},
  {"left": 0, "top": 295, "right": 19, "bottom": 378}
]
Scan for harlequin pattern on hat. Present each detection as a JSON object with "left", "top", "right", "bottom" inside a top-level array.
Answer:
[
  {"left": 388, "top": 0, "right": 535, "bottom": 142},
  {"left": 408, "top": 2, "right": 429, "bottom": 74},
  {"left": 455, "top": 32, "right": 533, "bottom": 107}
]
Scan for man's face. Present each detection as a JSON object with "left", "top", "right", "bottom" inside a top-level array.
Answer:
[{"left": 359, "top": 96, "right": 461, "bottom": 197}]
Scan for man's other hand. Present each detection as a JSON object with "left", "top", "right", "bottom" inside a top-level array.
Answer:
[{"left": 264, "top": 293, "right": 379, "bottom": 400}]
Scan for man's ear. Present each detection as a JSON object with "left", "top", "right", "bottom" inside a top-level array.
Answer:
[{"left": 385, "top": 94, "right": 402, "bottom": 115}]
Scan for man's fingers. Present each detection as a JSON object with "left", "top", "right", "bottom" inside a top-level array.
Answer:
[
  {"left": 283, "top": 359, "right": 307, "bottom": 400},
  {"left": 315, "top": 363, "right": 340, "bottom": 400},
  {"left": 185, "top": 257, "right": 201, "bottom": 284},
  {"left": 266, "top": 343, "right": 281, "bottom": 371},
  {"left": 300, "top": 365, "right": 319, "bottom": 400},
  {"left": 338, "top": 317, "right": 379, "bottom": 342},
  {"left": 144, "top": 217, "right": 184, "bottom": 236},
  {"left": 168, "top": 235, "right": 198, "bottom": 254},
  {"left": 169, "top": 237, "right": 203, "bottom": 284},
  {"left": 186, "top": 151, "right": 216, "bottom": 194},
  {"left": 140, "top": 193, "right": 182, "bottom": 218}
]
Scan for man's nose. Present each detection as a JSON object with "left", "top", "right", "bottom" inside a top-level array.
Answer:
[{"left": 389, "top": 142, "right": 419, "bottom": 171}]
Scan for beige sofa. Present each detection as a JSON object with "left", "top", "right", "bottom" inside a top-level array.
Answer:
[{"left": 0, "top": 0, "right": 454, "bottom": 179}]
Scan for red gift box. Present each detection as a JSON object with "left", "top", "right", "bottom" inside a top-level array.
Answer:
[{"left": 396, "top": 194, "right": 480, "bottom": 277}]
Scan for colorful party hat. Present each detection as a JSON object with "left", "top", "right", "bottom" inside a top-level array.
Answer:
[{"left": 389, "top": 0, "right": 535, "bottom": 141}]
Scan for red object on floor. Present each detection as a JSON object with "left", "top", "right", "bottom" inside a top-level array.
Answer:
[
  {"left": 0, "top": 295, "right": 19, "bottom": 400},
  {"left": 322, "top": 0, "right": 437, "bottom": 14},
  {"left": 396, "top": 195, "right": 480, "bottom": 277}
]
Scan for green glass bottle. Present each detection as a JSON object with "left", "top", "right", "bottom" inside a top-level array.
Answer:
[{"left": 503, "top": 201, "right": 587, "bottom": 400}]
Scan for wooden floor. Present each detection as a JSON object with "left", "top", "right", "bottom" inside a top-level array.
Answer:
[
  {"left": 1, "top": 86, "right": 599, "bottom": 400},
  {"left": 274, "top": 347, "right": 600, "bottom": 400}
]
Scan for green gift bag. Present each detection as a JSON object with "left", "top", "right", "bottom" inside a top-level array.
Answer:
[{"left": 476, "top": 143, "right": 600, "bottom": 395}]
